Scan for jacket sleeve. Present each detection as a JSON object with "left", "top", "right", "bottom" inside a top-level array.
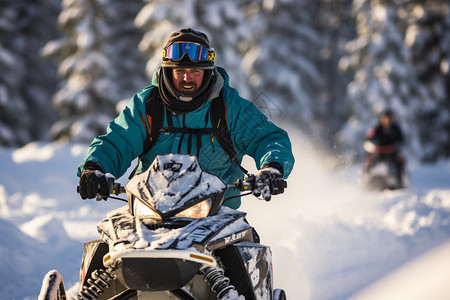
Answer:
[
  {"left": 76, "top": 87, "right": 153, "bottom": 178},
  {"left": 225, "top": 89, "right": 295, "bottom": 178}
]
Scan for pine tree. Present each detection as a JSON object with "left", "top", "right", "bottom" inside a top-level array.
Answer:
[
  {"left": 402, "top": 1, "right": 450, "bottom": 161},
  {"left": 42, "top": 0, "right": 146, "bottom": 142},
  {"left": 105, "top": 1, "right": 148, "bottom": 103},
  {"left": 0, "top": 0, "right": 59, "bottom": 147},
  {"left": 241, "top": 0, "right": 325, "bottom": 135},
  {"left": 338, "top": 0, "right": 429, "bottom": 160},
  {"left": 315, "top": 0, "right": 355, "bottom": 140}
]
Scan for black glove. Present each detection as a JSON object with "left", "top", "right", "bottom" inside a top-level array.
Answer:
[
  {"left": 79, "top": 161, "right": 109, "bottom": 200},
  {"left": 253, "top": 162, "right": 286, "bottom": 201}
]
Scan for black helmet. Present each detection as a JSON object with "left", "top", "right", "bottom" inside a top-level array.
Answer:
[
  {"left": 158, "top": 28, "right": 216, "bottom": 114},
  {"left": 162, "top": 28, "right": 215, "bottom": 70},
  {"left": 380, "top": 109, "right": 394, "bottom": 118}
]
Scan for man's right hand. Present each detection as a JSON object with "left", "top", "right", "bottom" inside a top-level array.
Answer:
[
  {"left": 79, "top": 161, "right": 109, "bottom": 200},
  {"left": 252, "top": 163, "right": 285, "bottom": 201}
]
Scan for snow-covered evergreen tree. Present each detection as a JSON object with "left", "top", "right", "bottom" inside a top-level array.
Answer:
[
  {"left": 402, "top": 1, "right": 450, "bottom": 161},
  {"left": 240, "top": 0, "right": 325, "bottom": 136},
  {"left": 0, "top": 0, "right": 59, "bottom": 147},
  {"left": 105, "top": 1, "right": 148, "bottom": 101},
  {"left": 314, "top": 0, "right": 355, "bottom": 140},
  {"left": 42, "top": 0, "right": 146, "bottom": 142},
  {"left": 135, "top": 0, "right": 254, "bottom": 97},
  {"left": 338, "top": 0, "right": 429, "bottom": 160}
]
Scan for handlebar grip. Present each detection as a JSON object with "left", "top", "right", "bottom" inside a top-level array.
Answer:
[{"left": 76, "top": 181, "right": 124, "bottom": 199}]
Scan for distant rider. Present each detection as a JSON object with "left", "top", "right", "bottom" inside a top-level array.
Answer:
[
  {"left": 77, "top": 28, "right": 295, "bottom": 207},
  {"left": 364, "top": 109, "right": 405, "bottom": 187}
]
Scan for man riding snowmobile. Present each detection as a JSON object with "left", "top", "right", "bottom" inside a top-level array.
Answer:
[
  {"left": 77, "top": 27, "right": 294, "bottom": 208},
  {"left": 62, "top": 28, "right": 294, "bottom": 299},
  {"left": 363, "top": 109, "right": 406, "bottom": 189}
]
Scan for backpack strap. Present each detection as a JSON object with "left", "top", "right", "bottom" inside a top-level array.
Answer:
[
  {"left": 210, "top": 90, "right": 248, "bottom": 174},
  {"left": 128, "top": 87, "right": 164, "bottom": 179},
  {"left": 160, "top": 127, "right": 214, "bottom": 135},
  {"left": 142, "top": 87, "right": 165, "bottom": 157}
]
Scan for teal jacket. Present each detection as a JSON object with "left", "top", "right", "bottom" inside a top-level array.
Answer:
[{"left": 77, "top": 67, "right": 294, "bottom": 208}]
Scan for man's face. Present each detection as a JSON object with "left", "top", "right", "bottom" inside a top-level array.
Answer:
[
  {"left": 172, "top": 68, "right": 204, "bottom": 95},
  {"left": 380, "top": 115, "right": 393, "bottom": 128}
]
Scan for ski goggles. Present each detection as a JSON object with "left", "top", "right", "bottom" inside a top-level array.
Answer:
[{"left": 163, "top": 42, "right": 215, "bottom": 62}]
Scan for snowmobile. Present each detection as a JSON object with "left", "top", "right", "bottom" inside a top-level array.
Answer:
[
  {"left": 39, "top": 153, "right": 288, "bottom": 300},
  {"left": 362, "top": 141, "right": 408, "bottom": 191}
]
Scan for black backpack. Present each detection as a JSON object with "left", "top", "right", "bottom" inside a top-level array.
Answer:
[{"left": 129, "top": 87, "right": 247, "bottom": 178}]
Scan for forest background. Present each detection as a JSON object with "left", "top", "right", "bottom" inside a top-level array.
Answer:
[{"left": 1, "top": 0, "right": 449, "bottom": 163}]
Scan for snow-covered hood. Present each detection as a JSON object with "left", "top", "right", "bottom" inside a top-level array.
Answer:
[{"left": 125, "top": 154, "right": 227, "bottom": 214}]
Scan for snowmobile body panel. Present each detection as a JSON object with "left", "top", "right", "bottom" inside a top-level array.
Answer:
[
  {"left": 103, "top": 249, "right": 216, "bottom": 291},
  {"left": 113, "top": 257, "right": 200, "bottom": 291},
  {"left": 96, "top": 205, "right": 251, "bottom": 253},
  {"left": 215, "top": 241, "right": 274, "bottom": 300},
  {"left": 80, "top": 239, "right": 129, "bottom": 299},
  {"left": 80, "top": 239, "right": 108, "bottom": 286}
]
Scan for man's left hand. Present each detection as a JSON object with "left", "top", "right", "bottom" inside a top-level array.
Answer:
[{"left": 253, "top": 164, "right": 286, "bottom": 201}]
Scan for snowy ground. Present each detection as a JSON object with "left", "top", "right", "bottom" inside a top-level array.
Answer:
[{"left": 0, "top": 129, "right": 449, "bottom": 299}]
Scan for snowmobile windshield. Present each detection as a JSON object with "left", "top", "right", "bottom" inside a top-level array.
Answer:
[{"left": 126, "top": 154, "right": 227, "bottom": 215}]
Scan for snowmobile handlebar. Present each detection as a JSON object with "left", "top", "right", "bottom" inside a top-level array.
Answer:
[
  {"left": 106, "top": 177, "right": 126, "bottom": 195},
  {"left": 364, "top": 141, "right": 398, "bottom": 154},
  {"left": 229, "top": 174, "right": 287, "bottom": 192},
  {"left": 230, "top": 175, "right": 257, "bottom": 191},
  {"left": 78, "top": 174, "right": 286, "bottom": 201}
]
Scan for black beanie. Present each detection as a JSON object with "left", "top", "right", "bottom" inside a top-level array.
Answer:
[{"left": 162, "top": 28, "right": 214, "bottom": 69}]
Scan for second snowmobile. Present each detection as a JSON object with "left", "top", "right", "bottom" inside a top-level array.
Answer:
[{"left": 362, "top": 141, "right": 408, "bottom": 191}]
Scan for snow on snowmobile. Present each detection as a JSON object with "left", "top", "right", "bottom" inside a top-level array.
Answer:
[
  {"left": 39, "top": 153, "right": 288, "bottom": 300},
  {"left": 362, "top": 141, "right": 408, "bottom": 191}
]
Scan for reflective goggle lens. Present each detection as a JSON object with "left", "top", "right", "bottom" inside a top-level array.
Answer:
[{"left": 164, "top": 42, "right": 213, "bottom": 62}]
